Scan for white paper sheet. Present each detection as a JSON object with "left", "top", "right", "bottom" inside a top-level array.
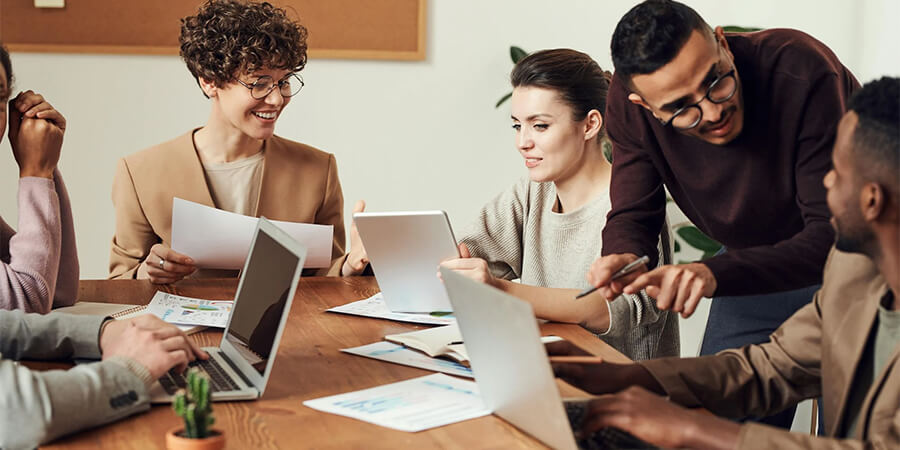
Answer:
[
  {"left": 342, "top": 341, "right": 474, "bottom": 378},
  {"left": 327, "top": 293, "right": 456, "bottom": 325},
  {"left": 171, "top": 197, "right": 333, "bottom": 269},
  {"left": 303, "top": 373, "right": 489, "bottom": 432},
  {"left": 144, "top": 291, "right": 233, "bottom": 327}
]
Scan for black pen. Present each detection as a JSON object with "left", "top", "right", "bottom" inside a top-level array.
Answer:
[{"left": 575, "top": 255, "right": 650, "bottom": 299}]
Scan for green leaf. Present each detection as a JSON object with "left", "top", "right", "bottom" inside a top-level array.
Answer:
[
  {"left": 601, "top": 138, "right": 613, "bottom": 163},
  {"left": 676, "top": 226, "right": 723, "bottom": 253},
  {"left": 495, "top": 91, "right": 513, "bottom": 108},
  {"left": 673, "top": 240, "right": 681, "bottom": 253},
  {"left": 721, "top": 25, "right": 763, "bottom": 33},
  {"left": 510, "top": 46, "right": 527, "bottom": 63}
]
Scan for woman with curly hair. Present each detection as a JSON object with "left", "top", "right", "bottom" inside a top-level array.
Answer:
[{"left": 109, "top": 0, "right": 359, "bottom": 282}]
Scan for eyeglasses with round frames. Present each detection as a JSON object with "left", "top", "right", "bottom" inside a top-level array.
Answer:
[
  {"left": 660, "top": 68, "right": 737, "bottom": 130},
  {"left": 237, "top": 73, "right": 304, "bottom": 100}
]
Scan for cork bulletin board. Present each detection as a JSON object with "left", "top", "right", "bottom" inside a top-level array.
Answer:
[{"left": 0, "top": 0, "right": 426, "bottom": 60}]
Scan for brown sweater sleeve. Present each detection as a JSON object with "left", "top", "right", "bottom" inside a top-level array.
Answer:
[{"left": 600, "top": 75, "right": 667, "bottom": 269}]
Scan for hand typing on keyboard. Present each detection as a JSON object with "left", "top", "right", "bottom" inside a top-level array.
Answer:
[
  {"left": 547, "top": 340, "right": 740, "bottom": 449},
  {"left": 100, "top": 315, "right": 208, "bottom": 380},
  {"left": 571, "top": 386, "right": 740, "bottom": 450}
]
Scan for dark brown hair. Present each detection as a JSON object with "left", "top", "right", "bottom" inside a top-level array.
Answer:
[
  {"left": 179, "top": 0, "right": 308, "bottom": 90},
  {"left": 511, "top": 48, "right": 612, "bottom": 134}
]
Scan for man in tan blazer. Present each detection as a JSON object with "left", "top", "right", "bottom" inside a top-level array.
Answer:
[{"left": 550, "top": 77, "right": 900, "bottom": 449}]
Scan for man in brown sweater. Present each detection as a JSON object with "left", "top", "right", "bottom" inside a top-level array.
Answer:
[
  {"left": 585, "top": 0, "right": 859, "bottom": 428},
  {"left": 555, "top": 76, "right": 899, "bottom": 449}
]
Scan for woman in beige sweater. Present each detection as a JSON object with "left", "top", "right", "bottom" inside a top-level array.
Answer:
[
  {"left": 110, "top": 0, "right": 367, "bottom": 282},
  {"left": 441, "top": 49, "right": 678, "bottom": 360}
]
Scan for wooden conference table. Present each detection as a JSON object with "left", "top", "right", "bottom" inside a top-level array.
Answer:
[{"left": 43, "top": 277, "right": 631, "bottom": 449}]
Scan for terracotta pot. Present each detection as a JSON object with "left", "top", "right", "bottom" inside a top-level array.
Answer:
[{"left": 166, "top": 427, "right": 226, "bottom": 450}]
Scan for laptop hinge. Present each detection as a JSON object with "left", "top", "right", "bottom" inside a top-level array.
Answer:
[{"left": 220, "top": 352, "right": 255, "bottom": 389}]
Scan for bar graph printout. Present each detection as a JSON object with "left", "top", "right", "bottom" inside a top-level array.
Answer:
[
  {"left": 144, "top": 291, "right": 233, "bottom": 327},
  {"left": 303, "top": 373, "right": 489, "bottom": 432}
]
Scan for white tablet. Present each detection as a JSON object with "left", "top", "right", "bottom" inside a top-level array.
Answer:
[{"left": 354, "top": 210, "right": 460, "bottom": 312}]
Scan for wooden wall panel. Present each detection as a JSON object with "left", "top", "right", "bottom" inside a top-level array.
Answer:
[{"left": 0, "top": 0, "right": 426, "bottom": 60}]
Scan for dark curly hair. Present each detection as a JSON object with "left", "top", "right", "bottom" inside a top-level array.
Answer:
[
  {"left": 180, "top": 0, "right": 308, "bottom": 92},
  {"left": 610, "top": 0, "right": 711, "bottom": 85},
  {"left": 848, "top": 76, "right": 900, "bottom": 194},
  {"left": 511, "top": 49, "right": 612, "bottom": 135},
  {"left": 0, "top": 42, "right": 12, "bottom": 96}
]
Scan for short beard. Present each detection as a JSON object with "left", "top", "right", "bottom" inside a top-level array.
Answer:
[{"left": 834, "top": 222, "right": 876, "bottom": 255}]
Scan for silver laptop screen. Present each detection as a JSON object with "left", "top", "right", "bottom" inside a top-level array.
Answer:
[{"left": 225, "top": 230, "right": 298, "bottom": 375}]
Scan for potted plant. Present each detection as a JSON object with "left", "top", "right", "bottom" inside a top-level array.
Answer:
[{"left": 166, "top": 369, "right": 225, "bottom": 450}]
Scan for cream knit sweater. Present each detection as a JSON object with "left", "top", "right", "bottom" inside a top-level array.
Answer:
[{"left": 460, "top": 177, "right": 679, "bottom": 360}]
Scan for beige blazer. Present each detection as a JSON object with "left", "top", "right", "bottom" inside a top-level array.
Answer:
[
  {"left": 109, "top": 130, "right": 346, "bottom": 279},
  {"left": 641, "top": 249, "right": 899, "bottom": 448}
]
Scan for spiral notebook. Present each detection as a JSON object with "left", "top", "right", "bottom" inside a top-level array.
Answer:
[{"left": 56, "top": 291, "right": 234, "bottom": 335}]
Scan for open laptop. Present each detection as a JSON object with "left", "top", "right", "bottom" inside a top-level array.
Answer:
[
  {"left": 149, "top": 217, "right": 306, "bottom": 403},
  {"left": 354, "top": 210, "right": 459, "bottom": 312},
  {"left": 439, "top": 267, "right": 654, "bottom": 449}
]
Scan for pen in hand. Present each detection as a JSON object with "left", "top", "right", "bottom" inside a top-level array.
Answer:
[{"left": 575, "top": 255, "right": 651, "bottom": 299}]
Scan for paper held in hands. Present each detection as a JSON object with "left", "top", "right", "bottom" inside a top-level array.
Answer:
[
  {"left": 303, "top": 373, "right": 490, "bottom": 432},
  {"left": 171, "top": 197, "right": 333, "bottom": 269}
]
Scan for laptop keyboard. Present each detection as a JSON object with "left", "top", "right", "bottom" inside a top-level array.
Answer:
[
  {"left": 564, "top": 400, "right": 657, "bottom": 450},
  {"left": 158, "top": 357, "right": 241, "bottom": 395}
]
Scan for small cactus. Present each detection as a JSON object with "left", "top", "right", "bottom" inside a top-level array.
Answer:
[{"left": 173, "top": 368, "right": 215, "bottom": 439}]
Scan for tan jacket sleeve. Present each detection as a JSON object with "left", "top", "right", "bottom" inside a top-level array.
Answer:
[
  {"left": 640, "top": 294, "right": 823, "bottom": 419},
  {"left": 317, "top": 154, "right": 346, "bottom": 276},
  {"left": 109, "top": 158, "right": 159, "bottom": 279},
  {"left": 732, "top": 420, "right": 900, "bottom": 450}
]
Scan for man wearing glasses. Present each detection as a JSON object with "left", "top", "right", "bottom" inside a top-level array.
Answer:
[{"left": 586, "top": 0, "right": 858, "bottom": 429}]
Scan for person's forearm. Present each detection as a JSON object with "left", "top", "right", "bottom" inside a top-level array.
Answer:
[
  {"left": 0, "top": 310, "right": 104, "bottom": 360},
  {"left": 495, "top": 279, "right": 611, "bottom": 333},
  {"left": 1, "top": 177, "right": 63, "bottom": 313},
  {"left": 0, "top": 358, "right": 150, "bottom": 448},
  {"left": 681, "top": 411, "right": 741, "bottom": 450},
  {"left": 705, "top": 221, "right": 833, "bottom": 296},
  {"left": 51, "top": 170, "right": 78, "bottom": 307}
]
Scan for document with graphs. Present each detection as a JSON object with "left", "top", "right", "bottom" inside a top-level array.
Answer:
[{"left": 302, "top": 373, "right": 489, "bottom": 432}]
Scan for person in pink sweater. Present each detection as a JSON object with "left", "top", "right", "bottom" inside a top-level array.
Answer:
[{"left": 0, "top": 43, "right": 78, "bottom": 313}]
